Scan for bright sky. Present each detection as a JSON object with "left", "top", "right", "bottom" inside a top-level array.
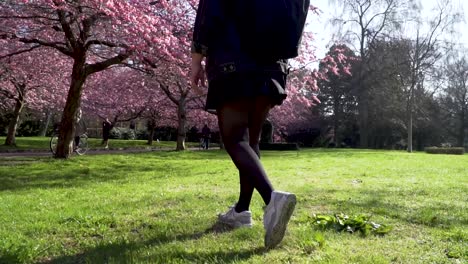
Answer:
[{"left": 310, "top": 0, "right": 468, "bottom": 58}]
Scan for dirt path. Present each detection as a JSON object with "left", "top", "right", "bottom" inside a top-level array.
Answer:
[
  {"left": 0, "top": 148, "right": 163, "bottom": 158},
  {"left": 0, "top": 147, "right": 208, "bottom": 159}
]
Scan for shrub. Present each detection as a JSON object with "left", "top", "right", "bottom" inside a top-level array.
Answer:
[
  {"left": 286, "top": 128, "right": 321, "bottom": 147},
  {"left": 121, "top": 129, "right": 136, "bottom": 140},
  {"left": 109, "top": 127, "right": 136, "bottom": 140},
  {"left": 154, "top": 126, "right": 177, "bottom": 141},
  {"left": 425, "top": 147, "right": 465, "bottom": 155},
  {"left": 17, "top": 120, "right": 41, "bottom": 136},
  {"left": 109, "top": 127, "right": 121, "bottom": 139},
  {"left": 136, "top": 129, "right": 148, "bottom": 140}
]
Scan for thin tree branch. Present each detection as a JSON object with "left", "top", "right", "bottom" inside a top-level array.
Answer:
[{"left": 0, "top": 45, "right": 42, "bottom": 60}]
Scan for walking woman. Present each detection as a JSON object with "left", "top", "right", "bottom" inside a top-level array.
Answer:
[{"left": 190, "top": 0, "right": 297, "bottom": 249}]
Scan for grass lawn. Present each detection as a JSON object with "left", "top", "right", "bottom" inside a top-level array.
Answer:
[
  {"left": 0, "top": 137, "right": 205, "bottom": 151},
  {"left": 0, "top": 149, "right": 466, "bottom": 263}
]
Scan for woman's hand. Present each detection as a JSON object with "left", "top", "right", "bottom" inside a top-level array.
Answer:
[{"left": 191, "top": 53, "right": 206, "bottom": 95}]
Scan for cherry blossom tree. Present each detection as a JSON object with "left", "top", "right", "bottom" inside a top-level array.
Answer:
[
  {"left": 82, "top": 66, "right": 178, "bottom": 145},
  {"left": 269, "top": 38, "right": 352, "bottom": 141},
  {"left": 0, "top": 0, "right": 184, "bottom": 158},
  {"left": 0, "top": 48, "right": 67, "bottom": 146},
  {"left": 83, "top": 68, "right": 148, "bottom": 123},
  {"left": 135, "top": 0, "right": 213, "bottom": 150}
]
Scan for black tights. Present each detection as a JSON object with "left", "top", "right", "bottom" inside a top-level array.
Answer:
[{"left": 217, "top": 96, "right": 274, "bottom": 212}]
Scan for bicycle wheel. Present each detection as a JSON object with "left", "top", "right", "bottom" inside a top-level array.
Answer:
[
  {"left": 75, "top": 134, "right": 89, "bottom": 155},
  {"left": 50, "top": 134, "right": 59, "bottom": 156}
]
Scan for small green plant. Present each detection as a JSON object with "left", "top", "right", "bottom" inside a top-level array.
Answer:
[
  {"left": 311, "top": 213, "right": 392, "bottom": 236},
  {"left": 294, "top": 226, "right": 326, "bottom": 254}
]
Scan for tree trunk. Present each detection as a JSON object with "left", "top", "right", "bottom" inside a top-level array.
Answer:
[
  {"left": 55, "top": 56, "right": 87, "bottom": 158},
  {"left": 333, "top": 99, "right": 340, "bottom": 147},
  {"left": 358, "top": 90, "right": 369, "bottom": 148},
  {"left": 219, "top": 133, "right": 225, "bottom": 150},
  {"left": 407, "top": 77, "right": 417, "bottom": 153},
  {"left": 176, "top": 99, "right": 187, "bottom": 151},
  {"left": 5, "top": 98, "right": 24, "bottom": 146},
  {"left": 407, "top": 103, "right": 413, "bottom": 153},
  {"left": 148, "top": 123, "right": 155, "bottom": 145},
  {"left": 39, "top": 110, "right": 53, "bottom": 137},
  {"left": 459, "top": 108, "right": 465, "bottom": 147},
  {"left": 260, "top": 120, "right": 273, "bottom": 143}
]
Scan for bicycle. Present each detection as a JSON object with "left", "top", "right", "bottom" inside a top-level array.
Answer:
[
  {"left": 199, "top": 136, "right": 211, "bottom": 150},
  {"left": 199, "top": 137, "right": 205, "bottom": 150},
  {"left": 50, "top": 133, "right": 90, "bottom": 156}
]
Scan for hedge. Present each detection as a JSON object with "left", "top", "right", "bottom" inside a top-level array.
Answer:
[{"left": 424, "top": 147, "right": 465, "bottom": 155}]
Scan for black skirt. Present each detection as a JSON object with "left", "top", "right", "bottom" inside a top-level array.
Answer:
[{"left": 205, "top": 69, "right": 288, "bottom": 113}]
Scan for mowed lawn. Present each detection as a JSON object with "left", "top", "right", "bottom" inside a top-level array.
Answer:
[{"left": 0, "top": 149, "right": 466, "bottom": 263}]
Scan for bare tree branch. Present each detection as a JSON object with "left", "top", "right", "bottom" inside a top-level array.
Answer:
[{"left": 84, "top": 53, "right": 130, "bottom": 75}]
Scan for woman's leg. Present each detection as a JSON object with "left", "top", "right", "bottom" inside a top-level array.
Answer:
[
  {"left": 235, "top": 96, "right": 275, "bottom": 212},
  {"left": 217, "top": 97, "right": 274, "bottom": 212}
]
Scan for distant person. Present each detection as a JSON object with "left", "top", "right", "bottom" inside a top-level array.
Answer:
[
  {"left": 201, "top": 124, "right": 211, "bottom": 149},
  {"left": 74, "top": 109, "right": 86, "bottom": 150},
  {"left": 102, "top": 118, "right": 113, "bottom": 149}
]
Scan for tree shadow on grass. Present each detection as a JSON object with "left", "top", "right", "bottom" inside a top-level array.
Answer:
[
  {"left": 41, "top": 222, "right": 264, "bottom": 264},
  {"left": 0, "top": 154, "right": 199, "bottom": 192},
  {"left": 0, "top": 150, "right": 256, "bottom": 193}
]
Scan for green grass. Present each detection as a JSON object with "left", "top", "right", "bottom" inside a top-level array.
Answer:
[
  {"left": 0, "top": 137, "right": 204, "bottom": 151},
  {"left": 0, "top": 149, "right": 467, "bottom": 263}
]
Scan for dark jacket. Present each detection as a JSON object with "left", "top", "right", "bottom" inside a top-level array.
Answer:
[
  {"left": 192, "top": 0, "right": 288, "bottom": 81},
  {"left": 202, "top": 125, "right": 211, "bottom": 138}
]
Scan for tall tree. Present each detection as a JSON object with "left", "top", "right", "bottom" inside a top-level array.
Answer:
[
  {"left": 317, "top": 44, "right": 357, "bottom": 147},
  {"left": 441, "top": 54, "right": 468, "bottom": 147},
  {"left": 0, "top": 50, "right": 65, "bottom": 146},
  {"left": 365, "top": 38, "right": 410, "bottom": 148},
  {"left": 329, "top": 0, "right": 416, "bottom": 148},
  {"left": 82, "top": 67, "right": 179, "bottom": 145},
  {"left": 396, "top": 0, "right": 460, "bottom": 152}
]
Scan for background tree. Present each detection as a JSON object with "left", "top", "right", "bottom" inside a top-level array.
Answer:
[
  {"left": 396, "top": 0, "right": 460, "bottom": 152},
  {"left": 364, "top": 38, "right": 410, "bottom": 148},
  {"left": 440, "top": 53, "right": 468, "bottom": 147},
  {"left": 0, "top": 49, "right": 65, "bottom": 146},
  {"left": 317, "top": 44, "right": 358, "bottom": 147},
  {"left": 83, "top": 67, "right": 151, "bottom": 127},
  {"left": 329, "top": 0, "right": 417, "bottom": 148}
]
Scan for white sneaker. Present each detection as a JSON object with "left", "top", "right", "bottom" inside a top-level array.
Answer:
[
  {"left": 263, "top": 191, "right": 296, "bottom": 249},
  {"left": 218, "top": 205, "right": 253, "bottom": 228}
]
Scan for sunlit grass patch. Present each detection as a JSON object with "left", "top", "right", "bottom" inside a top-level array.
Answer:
[{"left": 0, "top": 149, "right": 466, "bottom": 263}]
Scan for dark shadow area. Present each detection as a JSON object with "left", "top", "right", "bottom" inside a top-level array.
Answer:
[
  {"left": 292, "top": 148, "right": 404, "bottom": 158},
  {"left": 161, "top": 150, "right": 231, "bottom": 161},
  {"left": 0, "top": 156, "right": 51, "bottom": 167},
  {"left": 0, "top": 152, "right": 210, "bottom": 192},
  {"left": 41, "top": 222, "right": 263, "bottom": 264},
  {"left": 139, "top": 247, "right": 264, "bottom": 264}
]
